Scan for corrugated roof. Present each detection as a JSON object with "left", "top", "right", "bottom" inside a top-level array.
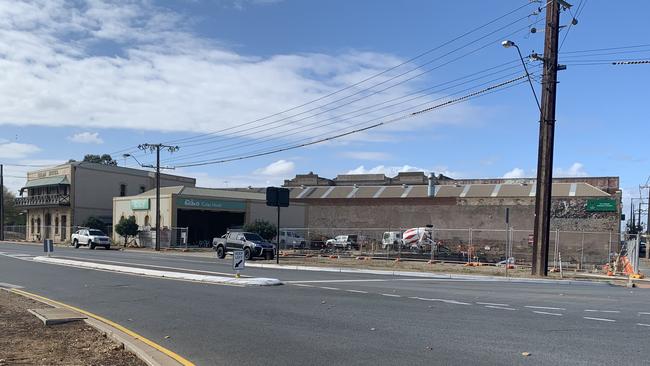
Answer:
[
  {"left": 21, "top": 176, "right": 69, "bottom": 189},
  {"left": 136, "top": 186, "right": 266, "bottom": 200},
  {"left": 291, "top": 182, "right": 610, "bottom": 199}
]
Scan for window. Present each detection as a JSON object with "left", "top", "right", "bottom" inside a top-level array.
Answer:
[
  {"left": 54, "top": 217, "right": 59, "bottom": 235},
  {"left": 120, "top": 184, "right": 127, "bottom": 197},
  {"left": 61, "top": 216, "right": 67, "bottom": 240},
  {"left": 144, "top": 215, "right": 150, "bottom": 226},
  {"left": 140, "top": 185, "right": 146, "bottom": 193}
]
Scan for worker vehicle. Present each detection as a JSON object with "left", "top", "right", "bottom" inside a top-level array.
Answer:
[
  {"left": 276, "top": 230, "right": 307, "bottom": 249},
  {"left": 325, "top": 235, "right": 359, "bottom": 250},
  {"left": 213, "top": 231, "right": 275, "bottom": 260},
  {"left": 381, "top": 231, "right": 403, "bottom": 249},
  {"left": 71, "top": 228, "right": 111, "bottom": 250}
]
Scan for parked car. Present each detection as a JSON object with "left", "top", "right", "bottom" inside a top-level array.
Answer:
[
  {"left": 326, "top": 235, "right": 358, "bottom": 250},
  {"left": 382, "top": 231, "right": 403, "bottom": 249},
  {"left": 71, "top": 228, "right": 111, "bottom": 250},
  {"left": 276, "top": 230, "right": 306, "bottom": 249},
  {"left": 213, "top": 231, "right": 275, "bottom": 260}
]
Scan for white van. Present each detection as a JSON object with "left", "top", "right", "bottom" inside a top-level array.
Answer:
[{"left": 277, "top": 230, "right": 306, "bottom": 249}]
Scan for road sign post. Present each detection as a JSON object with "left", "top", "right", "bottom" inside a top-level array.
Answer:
[
  {"left": 43, "top": 239, "right": 53, "bottom": 257},
  {"left": 233, "top": 250, "right": 245, "bottom": 278},
  {"left": 266, "top": 187, "right": 290, "bottom": 264}
]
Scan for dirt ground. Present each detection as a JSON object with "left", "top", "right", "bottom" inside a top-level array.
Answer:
[{"left": 0, "top": 290, "right": 145, "bottom": 366}]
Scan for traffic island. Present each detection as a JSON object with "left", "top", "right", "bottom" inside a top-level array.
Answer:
[{"left": 0, "top": 290, "right": 145, "bottom": 366}]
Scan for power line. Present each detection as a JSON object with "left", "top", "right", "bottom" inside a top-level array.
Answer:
[
  {"left": 173, "top": 75, "right": 527, "bottom": 168},
  {"left": 561, "top": 43, "right": 650, "bottom": 54},
  {"left": 165, "top": 66, "right": 540, "bottom": 165}
]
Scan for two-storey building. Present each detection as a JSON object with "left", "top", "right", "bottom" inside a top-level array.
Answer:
[{"left": 16, "top": 162, "right": 195, "bottom": 243}]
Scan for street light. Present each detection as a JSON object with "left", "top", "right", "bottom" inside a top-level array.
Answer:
[{"left": 502, "top": 40, "right": 541, "bottom": 112}]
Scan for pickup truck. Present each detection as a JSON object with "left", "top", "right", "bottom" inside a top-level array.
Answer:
[
  {"left": 325, "top": 235, "right": 358, "bottom": 250},
  {"left": 71, "top": 228, "right": 111, "bottom": 250},
  {"left": 213, "top": 231, "right": 275, "bottom": 260}
]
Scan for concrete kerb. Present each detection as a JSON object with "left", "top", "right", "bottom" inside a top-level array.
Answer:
[
  {"left": 32, "top": 256, "right": 282, "bottom": 286},
  {"left": 246, "top": 262, "right": 612, "bottom": 286},
  {"left": 4, "top": 288, "right": 191, "bottom": 366}
]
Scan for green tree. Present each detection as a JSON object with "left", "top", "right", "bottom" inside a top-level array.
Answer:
[
  {"left": 115, "top": 216, "right": 139, "bottom": 245},
  {"left": 2, "top": 186, "right": 25, "bottom": 225},
  {"left": 82, "top": 154, "right": 118, "bottom": 166},
  {"left": 83, "top": 216, "right": 106, "bottom": 231},
  {"left": 243, "top": 219, "right": 277, "bottom": 241}
]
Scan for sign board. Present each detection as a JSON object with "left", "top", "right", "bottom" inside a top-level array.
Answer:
[
  {"left": 233, "top": 250, "right": 245, "bottom": 270},
  {"left": 586, "top": 198, "right": 617, "bottom": 212},
  {"left": 266, "top": 187, "right": 290, "bottom": 207},
  {"left": 130, "top": 198, "right": 150, "bottom": 210},
  {"left": 176, "top": 198, "right": 246, "bottom": 211},
  {"left": 43, "top": 239, "right": 53, "bottom": 255}
]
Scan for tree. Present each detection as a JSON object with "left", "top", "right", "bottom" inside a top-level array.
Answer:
[
  {"left": 83, "top": 216, "right": 105, "bottom": 231},
  {"left": 243, "top": 219, "right": 277, "bottom": 241},
  {"left": 115, "top": 216, "right": 139, "bottom": 246},
  {"left": 82, "top": 154, "right": 118, "bottom": 166},
  {"left": 2, "top": 187, "right": 25, "bottom": 225}
]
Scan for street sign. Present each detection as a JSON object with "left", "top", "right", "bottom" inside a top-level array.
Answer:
[
  {"left": 43, "top": 239, "right": 53, "bottom": 257},
  {"left": 233, "top": 250, "right": 245, "bottom": 271},
  {"left": 266, "top": 187, "right": 290, "bottom": 207}
]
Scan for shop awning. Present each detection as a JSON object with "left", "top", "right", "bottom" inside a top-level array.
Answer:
[{"left": 20, "top": 176, "right": 70, "bottom": 193}]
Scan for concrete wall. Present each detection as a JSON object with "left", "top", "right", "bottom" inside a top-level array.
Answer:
[
  {"left": 248, "top": 202, "right": 307, "bottom": 228},
  {"left": 112, "top": 195, "right": 174, "bottom": 244}
]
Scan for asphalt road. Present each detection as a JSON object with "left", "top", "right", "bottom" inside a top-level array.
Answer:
[{"left": 1, "top": 242, "right": 649, "bottom": 366}]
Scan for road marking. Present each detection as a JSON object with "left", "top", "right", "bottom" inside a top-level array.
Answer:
[
  {"left": 346, "top": 289, "right": 368, "bottom": 294},
  {"left": 286, "top": 278, "right": 471, "bottom": 284},
  {"left": 583, "top": 317, "right": 616, "bottom": 322},
  {"left": 484, "top": 305, "right": 516, "bottom": 311},
  {"left": 319, "top": 287, "right": 340, "bottom": 291},
  {"left": 525, "top": 306, "right": 566, "bottom": 311},
  {"left": 532, "top": 311, "right": 563, "bottom": 316},
  {"left": 584, "top": 309, "right": 620, "bottom": 313},
  {"left": 637, "top": 323, "right": 650, "bottom": 327},
  {"left": 476, "top": 302, "right": 509, "bottom": 307},
  {"left": 638, "top": 312, "right": 650, "bottom": 316},
  {"left": 291, "top": 284, "right": 314, "bottom": 288},
  {"left": 0, "top": 282, "right": 24, "bottom": 289},
  {"left": 381, "top": 293, "right": 401, "bottom": 298},
  {"left": 10, "top": 288, "right": 195, "bottom": 366},
  {"left": 408, "top": 297, "right": 471, "bottom": 305},
  {"left": 287, "top": 279, "right": 388, "bottom": 284}
]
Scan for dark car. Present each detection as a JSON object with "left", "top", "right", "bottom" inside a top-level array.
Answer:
[{"left": 213, "top": 231, "right": 276, "bottom": 260}]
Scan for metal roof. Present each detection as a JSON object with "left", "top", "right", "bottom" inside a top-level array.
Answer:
[
  {"left": 21, "top": 176, "right": 69, "bottom": 189},
  {"left": 289, "top": 182, "right": 610, "bottom": 199},
  {"left": 135, "top": 185, "right": 266, "bottom": 200}
]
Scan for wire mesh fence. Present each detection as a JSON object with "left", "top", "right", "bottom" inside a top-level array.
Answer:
[{"left": 275, "top": 227, "right": 621, "bottom": 270}]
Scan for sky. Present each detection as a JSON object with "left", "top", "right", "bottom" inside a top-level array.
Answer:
[{"left": 1, "top": 0, "right": 649, "bottom": 224}]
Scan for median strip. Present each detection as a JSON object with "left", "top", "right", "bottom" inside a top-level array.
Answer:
[{"left": 32, "top": 256, "right": 282, "bottom": 286}]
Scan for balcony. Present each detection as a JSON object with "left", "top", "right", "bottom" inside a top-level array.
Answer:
[{"left": 15, "top": 194, "right": 70, "bottom": 207}]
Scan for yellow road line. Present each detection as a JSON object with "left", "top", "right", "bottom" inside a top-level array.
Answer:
[{"left": 10, "top": 288, "right": 195, "bottom": 366}]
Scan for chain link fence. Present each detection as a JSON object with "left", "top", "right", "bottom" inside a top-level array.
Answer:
[{"left": 275, "top": 227, "right": 622, "bottom": 270}]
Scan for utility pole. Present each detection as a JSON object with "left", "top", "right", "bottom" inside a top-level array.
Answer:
[
  {"left": 531, "top": 0, "right": 564, "bottom": 276},
  {"left": 137, "top": 144, "right": 179, "bottom": 251},
  {"left": 0, "top": 164, "right": 4, "bottom": 241}
]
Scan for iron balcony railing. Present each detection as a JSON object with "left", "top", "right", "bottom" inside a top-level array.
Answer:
[{"left": 14, "top": 194, "right": 70, "bottom": 207}]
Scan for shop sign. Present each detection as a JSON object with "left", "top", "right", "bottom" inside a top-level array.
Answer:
[
  {"left": 130, "top": 198, "right": 150, "bottom": 210},
  {"left": 586, "top": 198, "right": 617, "bottom": 212},
  {"left": 177, "top": 197, "right": 246, "bottom": 210}
]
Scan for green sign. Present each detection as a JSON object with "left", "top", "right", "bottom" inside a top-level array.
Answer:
[
  {"left": 176, "top": 197, "right": 246, "bottom": 211},
  {"left": 586, "top": 198, "right": 617, "bottom": 212},
  {"left": 130, "top": 198, "right": 150, "bottom": 210}
]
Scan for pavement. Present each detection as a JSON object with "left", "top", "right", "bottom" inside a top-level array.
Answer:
[{"left": 1, "top": 241, "right": 650, "bottom": 366}]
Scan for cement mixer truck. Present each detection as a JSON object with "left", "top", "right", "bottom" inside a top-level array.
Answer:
[{"left": 402, "top": 227, "right": 436, "bottom": 253}]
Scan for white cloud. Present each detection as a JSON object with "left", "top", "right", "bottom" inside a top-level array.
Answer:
[
  {"left": 0, "top": 0, "right": 478, "bottom": 162},
  {"left": 503, "top": 168, "right": 526, "bottom": 179},
  {"left": 555, "top": 162, "right": 587, "bottom": 177},
  {"left": 0, "top": 141, "right": 41, "bottom": 159},
  {"left": 346, "top": 164, "right": 425, "bottom": 176},
  {"left": 341, "top": 151, "right": 391, "bottom": 161},
  {"left": 67, "top": 132, "right": 104, "bottom": 144},
  {"left": 254, "top": 159, "right": 295, "bottom": 176}
]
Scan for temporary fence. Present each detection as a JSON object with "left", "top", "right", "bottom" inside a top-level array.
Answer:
[
  {"left": 276, "top": 227, "right": 623, "bottom": 270},
  {"left": 134, "top": 227, "right": 190, "bottom": 249}
]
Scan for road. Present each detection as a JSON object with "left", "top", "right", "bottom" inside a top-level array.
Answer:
[{"left": 1, "top": 241, "right": 649, "bottom": 365}]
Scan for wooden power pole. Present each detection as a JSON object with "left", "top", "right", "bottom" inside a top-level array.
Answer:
[{"left": 531, "top": 0, "right": 564, "bottom": 276}]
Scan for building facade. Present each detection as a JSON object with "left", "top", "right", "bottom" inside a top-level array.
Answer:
[
  {"left": 16, "top": 162, "right": 195, "bottom": 243},
  {"left": 113, "top": 186, "right": 307, "bottom": 246}
]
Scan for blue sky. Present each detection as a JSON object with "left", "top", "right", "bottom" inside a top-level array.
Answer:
[{"left": 1, "top": 0, "right": 649, "bottom": 218}]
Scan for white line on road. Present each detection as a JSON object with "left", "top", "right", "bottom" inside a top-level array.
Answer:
[
  {"left": 583, "top": 317, "right": 616, "bottom": 322},
  {"left": 532, "top": 311, "right": 563, "bottom": 316},
  {"left": 476, "top": 302, "right": 509, "bottom": 307},
  {"left": 319, "top": 287, "right": 340, "bottom": 291},
  {"left": 584, "top": 309, "right": 620, "bottom": 313},
  {"left": 408, "top": 297, "right": 471, "bottom": 305},
  {"left": 525, "top": 306, "right": 566, "bottom": 311},
  {"left": 638, "top": 312, "right": 650, "bottom": 316},
  {"left": 637, "top": 323, "right": 650, "bottom": 327},
  {"left": 346, "top": 289, "right": 368, "bottom": 294},
  {"left": 381, "top": 293, "right": 401, "bottom": 298},
  {"left": 484, "top": 305, "right": 516, "bottom": 311},
  {"left": 291, "top": 284, "right": 314, "bottom": 288}
]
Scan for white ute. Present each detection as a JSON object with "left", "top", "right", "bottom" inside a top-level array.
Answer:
[{"left": 71, "top": 228, "right": 111, "bottom": 250}]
